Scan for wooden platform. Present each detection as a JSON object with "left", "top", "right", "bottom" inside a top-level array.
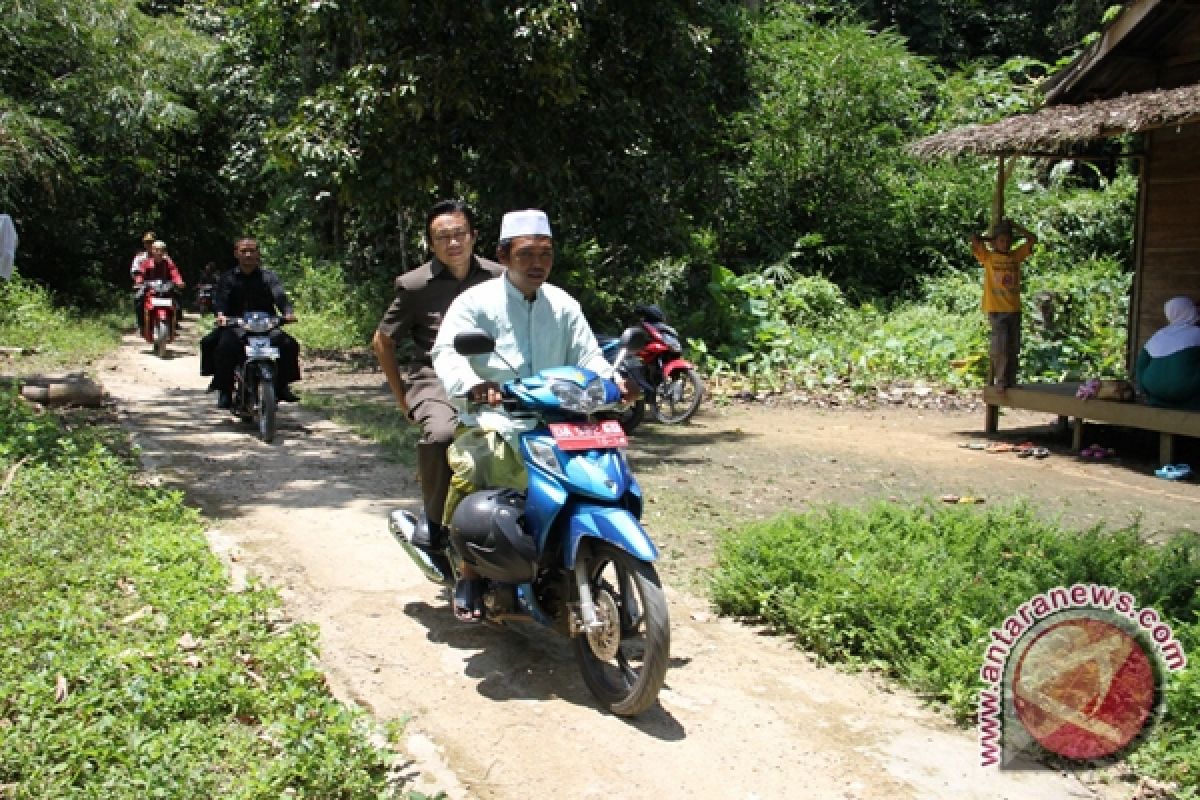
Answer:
[{"left": 983, "top": 382, "right": 1200, "bottom": 465}]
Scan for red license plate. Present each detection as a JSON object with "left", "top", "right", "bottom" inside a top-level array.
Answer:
[{"left": 549, "top": 420, "right": 629, "bottom": 451}]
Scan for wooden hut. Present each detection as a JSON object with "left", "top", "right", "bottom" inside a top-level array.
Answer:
[{"left": 910, "top": 0, "right": 1200, "bottom": 464}]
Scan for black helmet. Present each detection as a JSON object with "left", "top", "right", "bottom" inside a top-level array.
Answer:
[{"left": 449, "top": 489, "right": 536, "bottom": 583}]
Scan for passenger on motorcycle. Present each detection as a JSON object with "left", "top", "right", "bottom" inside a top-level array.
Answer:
[
  {"left": 373, "top": 200, "right": 504, "bottom": 564},
  {"left": 135, "top": 240, "right": 185, "bottom": 332},
  {"left": 130, "top": 231, "right": 156, "bottom": 331},
  {"left": 430, "top": 209, "right": 636, "bottom": 622},
  {"left": 205, "top": 238, "right": 301, "bottom": 409}
]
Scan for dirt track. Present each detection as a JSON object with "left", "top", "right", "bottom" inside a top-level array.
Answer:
[{"left": 96, "top": 324, "right": 1198, "bottom": 800}]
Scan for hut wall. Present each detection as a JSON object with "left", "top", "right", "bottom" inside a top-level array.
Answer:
[{"left": 1134, "top": 123, "right": 1200, "bottom": 358}]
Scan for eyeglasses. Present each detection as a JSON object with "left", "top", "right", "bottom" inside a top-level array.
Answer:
[{"left": 431, "top": 228, "right": 471, "bottom": 243}]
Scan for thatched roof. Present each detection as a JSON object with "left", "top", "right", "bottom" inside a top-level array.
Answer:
[{"left": 909, "top": 82, "right": 1200, "bottom": 160}]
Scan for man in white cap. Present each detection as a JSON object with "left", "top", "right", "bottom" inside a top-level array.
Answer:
[{"left": 430, "top": 208, "right": 632, "bottom": 622}]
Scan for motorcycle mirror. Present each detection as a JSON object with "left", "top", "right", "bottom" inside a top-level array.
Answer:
[
  {"left": 453, "top": 329, "right": 496, "bottom": 356},
  {"left": 619, "top": 326, "right": 649, "bottom": 351}
]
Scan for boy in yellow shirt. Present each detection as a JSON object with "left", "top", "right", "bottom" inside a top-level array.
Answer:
[{"left": 971, "top": 218, "right": 1037, "bottom": 393}]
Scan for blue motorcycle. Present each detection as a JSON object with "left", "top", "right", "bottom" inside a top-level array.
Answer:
[{"left": 389, "top": 327, "right": 670, "bottom": 716}]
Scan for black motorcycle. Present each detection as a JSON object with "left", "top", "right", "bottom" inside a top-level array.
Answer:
[{"left": 223, "top": 312, "right": 284, "bottom": 443}]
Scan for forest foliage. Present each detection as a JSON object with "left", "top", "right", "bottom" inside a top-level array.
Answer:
[{"left": 2, "top": 0, "right": 1133, "bottom": 385}]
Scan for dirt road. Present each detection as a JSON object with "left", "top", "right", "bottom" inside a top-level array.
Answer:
[{"left": 97, "top": 326, "right": 1196, "bottom": 800}]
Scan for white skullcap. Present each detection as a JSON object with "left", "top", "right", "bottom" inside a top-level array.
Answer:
[
  {"left": 152, "top": 240, "right": 167, "bottom": 249},
  {"left": 499, "top": 209, "right": 552, "bottom": 241}
]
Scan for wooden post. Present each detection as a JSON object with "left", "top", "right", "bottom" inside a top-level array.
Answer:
[{"left": 991, "top": 154, "right": 1009, "bottom": 233}]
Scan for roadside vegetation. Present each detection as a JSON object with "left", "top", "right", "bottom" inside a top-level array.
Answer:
[
  {"left": 5, "top": 0, "right": 1189, "bottom": 795},
  {"left": 0, "top": 278, "right": 125, "bottom": 374},
  {"left": 0, "top": 386, "right": 424, "bottom": 796},
  {"left": 711, "top": 503, "right": 1200, "bottom": 794}
]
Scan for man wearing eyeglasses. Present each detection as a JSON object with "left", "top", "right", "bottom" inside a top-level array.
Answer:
[{"left": 374, "top": 199, "right": 503, "bottom": 565}]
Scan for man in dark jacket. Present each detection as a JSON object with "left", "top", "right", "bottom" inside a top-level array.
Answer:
[
  {"left": 207, "top": 237, "right": 301, "bottom": 409},
  {"left": 373, "top": 199, "right": 504, "bottom": 561}
]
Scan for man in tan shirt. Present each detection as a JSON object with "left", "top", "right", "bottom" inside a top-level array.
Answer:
[{"left": 373, "top": 200, "right": 504, "bottom": 560}]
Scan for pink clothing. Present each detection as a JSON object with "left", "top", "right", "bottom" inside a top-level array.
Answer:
[{"left": 135, "top": 255, "right": 183, "bottom": 286}]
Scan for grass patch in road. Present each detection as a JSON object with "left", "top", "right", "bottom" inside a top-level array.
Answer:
[
  {"left": 0, "top": 391, "right": 423, "bottom": 799},
  {"left": 301, "top": 391, "right": 418, "bottom": 466},
  {"left": 711, "top": 501, "right": 1200, "bottom": 791}
]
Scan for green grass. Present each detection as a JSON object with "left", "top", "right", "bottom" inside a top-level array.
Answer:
[
  {"left": 301, "top": 392, "right": 418, "bottom": 466},
  {"left": 710, "top": 501, "right": 1200, "bottom": 792},
  {"left": 0, "top": 392, "right": 429, "bottom": 799},
  {"left": 0, "top": 277, "right": 126, "bottom": 373}
]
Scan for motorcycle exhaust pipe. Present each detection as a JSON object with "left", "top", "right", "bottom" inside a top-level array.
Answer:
[{"left": 388, "top": 509, "right": 454, "bottom": 586}]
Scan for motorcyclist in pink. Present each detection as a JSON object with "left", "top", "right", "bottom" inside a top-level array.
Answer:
[
  {"left": 135, "top": 240, "right": 185, "bottom": 335},
  {"left": 135, "top": 240, "right": 185, "bottom": 287}
]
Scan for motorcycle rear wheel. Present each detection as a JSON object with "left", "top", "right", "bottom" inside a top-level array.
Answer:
[
  {"left": 257, "top": 379, "right": 277, "bottom": 443},
  {"left": 573, "top": 543, "right": 670, "bottom": 716},
  {"left": 652, "top": 368, "right": 704, "bottom": 424},
  {"left": 153, "top": 319, "right": 169, "bottom": 359}
]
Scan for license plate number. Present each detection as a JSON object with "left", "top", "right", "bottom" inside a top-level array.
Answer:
[
  {"left": 150, "top": 297, "right": 174, "bottom": 308},
  {"left": 245, "top": 337, "right": 279, "bottom": 359},
  {"left": 549, "top": 420, "right": 628, "bottom": 451}
]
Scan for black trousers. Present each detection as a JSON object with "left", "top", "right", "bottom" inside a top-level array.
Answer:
[{"left": 203, "top": 326, "right": 300, "bottom": 392}]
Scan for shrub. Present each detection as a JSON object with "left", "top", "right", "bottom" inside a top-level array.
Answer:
[
  {"left": 0, "top": 393, "right": 401, "bottom": 797},
  {"left": 711, "top": 501, "right": 1199, "bottom": 784},
  {"left": 0, "top": 277, "right": 123, "bottom": 369}
]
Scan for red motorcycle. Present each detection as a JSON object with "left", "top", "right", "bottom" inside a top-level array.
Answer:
[
  {"left": 601, "top": 304, "right": 704, "bottom": 431},
  {"left": 139, "top": 279, "right": 179, "bottom": 358}
]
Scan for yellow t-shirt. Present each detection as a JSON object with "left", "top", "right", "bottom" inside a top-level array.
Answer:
[{"left": 976, "top": 246, "right": 1030, "bottom": 313}]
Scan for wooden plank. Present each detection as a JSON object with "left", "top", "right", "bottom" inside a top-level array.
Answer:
[{"left": 982, "top": 383, "right": 1200, "bottom": 438}]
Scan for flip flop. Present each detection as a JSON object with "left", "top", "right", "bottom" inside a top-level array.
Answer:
[
  {"left": 453, "top": 578, "right": 486, "bottom": 623},
  {"left": 1156, "top": 464, "right": 1193, "bottom": 481}
]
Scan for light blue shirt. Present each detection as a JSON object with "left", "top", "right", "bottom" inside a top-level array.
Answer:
[{"left": 432, "top": 275, "right": 612, "bottom": 432}]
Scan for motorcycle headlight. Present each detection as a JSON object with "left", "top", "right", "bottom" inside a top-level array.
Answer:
[
  {"left": 243, "top": 314, "right": 273, "bottom": 333},
  {"left": 549, "top": 377, "right": 609, "bottom": 413}
]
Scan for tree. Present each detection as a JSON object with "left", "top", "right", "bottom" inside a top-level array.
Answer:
[
  {"left": 802, "top": 0, "right": 1114, "bottom": 65},
  {"left": 720, "top": 5, "right": 973, "bottom": 296},
  {"left": 216, "top": 0, "right": 751, "bottom": 315},
  {"left": 0, "top": 0, "right": 233, "bottom": 300}
]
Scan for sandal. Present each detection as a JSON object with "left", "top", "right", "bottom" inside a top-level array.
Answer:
[
  {"left": 985, "top": 443, "right": 1016, "bottom": 453},
  {"left": 1156, "top": 464, "right": 1193, "bottom": 481},
  {"left": 453, "top": 578, "right": 486, "bottom": 623},
  {"left": 1031, "top": 447, "right": 1050, "bottom": 459},
  {"left": 1015, "top": 442, "right": 1037, "bottom": 457}
]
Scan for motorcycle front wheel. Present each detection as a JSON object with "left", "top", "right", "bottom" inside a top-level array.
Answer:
[
  {"left": 153, "top": 319, "right": 169, "bottom": 359},
  {"left": 573, "top": 543, "right": 670, "bottom": 716},
  {"left": 652, "top": 368, "right": 704, "bottom": 424},
  {"left": 619, "top": 399, "right": 645, "bottom": 433},
  {"left": 256, "top": 379, "right": 277, "bottom": 443}
]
